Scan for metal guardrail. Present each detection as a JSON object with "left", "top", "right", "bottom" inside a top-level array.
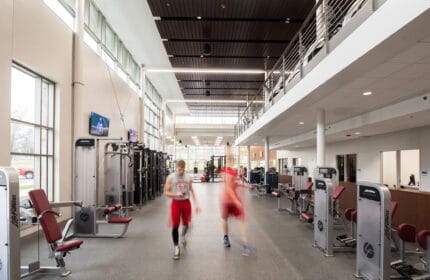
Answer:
[{"left": 234, "top": 0, "right": 379, "bottom": 140}]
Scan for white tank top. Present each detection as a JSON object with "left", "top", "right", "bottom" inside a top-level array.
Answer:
[{"left": 169, "top": 173, "right": 191, "bottom": 201}]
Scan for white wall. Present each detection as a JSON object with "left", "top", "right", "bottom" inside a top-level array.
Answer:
[
  {"left": 0, "top": 0, "right": 13, "bottom": 166},
  {"left": 277, "top": 125, "right": 430, "bottom": 191}
]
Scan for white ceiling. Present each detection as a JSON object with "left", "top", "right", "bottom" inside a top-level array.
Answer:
[
  {"left": 94, "top": 0, "right": 189, "bottom": 114},
  {"left": 238, "top": 8, "right": 430, "bottom": 149}
]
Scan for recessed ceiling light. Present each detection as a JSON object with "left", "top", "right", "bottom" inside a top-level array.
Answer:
[
  {"left": 197, "top": 16, "right": 202, "bottom": 20},
  {"left": 285, "top": 18, "right": 291, "bottom": 23},
  {"left": 362, "top": 91, "right": 372, "bottom": 96},
  {"left": 354, "top": 132, "right": 361, "bottom": 135},
  {"left": 299, "top": 121, "right": 304, "bottom": 125},
  {"left": 200, "top": 54, "right": 204, "bottom": 58},
  {"left": 191, "top": 136, "right": 198, "bottom": 139}
]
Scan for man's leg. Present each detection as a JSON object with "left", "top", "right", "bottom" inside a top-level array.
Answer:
[
  {"left": 171, "top": 201, "right": 181, "bottom": 259},
  {"left": 181, "top": 200, "right": 192, "bottom": 247},
  {"left": 223, "top": 218, "right": 231, "bottom": 247}
]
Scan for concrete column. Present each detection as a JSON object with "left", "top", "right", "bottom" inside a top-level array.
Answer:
[
  {"left": 264, "top": 137, "right": 269, "bottom": 183},
  {"left": 247, "top": 145, "right": 251, "bottom": 181},
  {"left": 0, "top": 0, "right": 13, "bottom": 165},
  {"left": 316, "top": 109, "right": 326, "bottom": 166},
  {"left": 72, "top": 0, "right": 85, "bottom": 139}
]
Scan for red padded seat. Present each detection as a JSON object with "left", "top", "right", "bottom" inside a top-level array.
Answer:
[
  {"left": 397, "top": 224, "right": 416, "bottom": 243},
  {"left": 272, "top": 192, "right": 279, "bottom": 197},
  {"left": 344, "top": 208, "right": 355, "bottom": 221},
  {"left": 301, "top": 213, "right": 314, "bottom": 223},
  {"left": 304, "top": 182, "right": 313, "bottom": 191},
  {"left": 333, "top": 185, "right": 346, "bottom": 202},
  {"left": 113, "top": 204, "right": 122, "bottom": 210},
  {"left": 108, "top": 217, "right": 133, "bottom": 224},
  {"left": 417, "top": 230, "right": 430, "bottom": 250},
  {"left": 104, "top": 206, "right": 116, "bottom": 215},
  {"left": 56, "top": 240, "right": 84, "bottom": 252}
]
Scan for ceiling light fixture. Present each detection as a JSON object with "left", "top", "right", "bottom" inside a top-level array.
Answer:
[
  {"left": 197, "top": 16, "right": 202, "bottom": 20},
  {"left": 299, "top": 121, "right": 304, "bottom": 125},
  {"left": 354, "top": 132, "right": 361, "bottom": 135},
  {"left": 146, "top": 68, "right": 266, "bottom": 74},
  {"left": 362, "top": 91, "right": 372, "bottom": 96}
]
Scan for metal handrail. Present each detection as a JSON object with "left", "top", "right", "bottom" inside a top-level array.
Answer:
[{"left": 235, "top": 0, "right": 374, "bottom": 140}]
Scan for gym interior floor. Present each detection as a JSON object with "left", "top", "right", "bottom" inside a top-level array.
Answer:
[{"left": 22, "top": 182, "right": 358, "bottom": 280}]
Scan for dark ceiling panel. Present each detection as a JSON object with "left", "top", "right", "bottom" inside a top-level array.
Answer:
[
  {"left": 183, "top": 88, "right": 258, "bottom": 95},
  {"left": 179, "top": 81, "right": 262, "bottom": 89},
  {"left": 169, "top": 57, "right": 276, "bottom": 69},
  {"left": 175, "top": 73, "right": 264, "bottom": 81},
  {"left": 145, "top": 0, "right": 315, "bottom": 113},
  {"left": 156, "top": 21, "right": 301, "bottom": 41},
  {"left": 164, "top": 41, "right": 286, "bottom": 57},
  {"left": 147, "top": 0, "right": 315, "bottom": 19}
]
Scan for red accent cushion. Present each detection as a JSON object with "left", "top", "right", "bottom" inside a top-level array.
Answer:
[
  {"left": 344, "top": 208, "right": 355, "bottom": 221},
  {"left": 304, "top": 182, "right": 313, "bottom": 191},
  {"left": 333, "top": 185, "right": 346, "bottom": 202},
  {"left": 397, "top": 224, "right": 416, "bottom": 243},
  {"left": 352, "top": 210, "right": 358, "bottom": 223},
  {"left": 28, "top": 189, "right": 62, "bottom": 243},
  {"left": 104, "top": 206, "right": 116, "bottom": 215},
  {"left": 56, "top": 239, "right": 84, "bottom": 252},
  {"left": 272, "top": 192, "right": 279, "bottom": 197},
  {"left": 113, "top": 204, "right": 122, "bottom": 210},
  {"left": 108, "top": 217, "right": 133, "bottom": 224},
  {"left": 301, "top": 213, "right": 314, "bottom": 223},
  {"left": 417, "top": 230, "right": 430, "bottom": 250}
]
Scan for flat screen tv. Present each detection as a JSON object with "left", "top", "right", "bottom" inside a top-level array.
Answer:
[
  {"left": 128, "top": 129, "right": 139, "bottom": 143},
  {"left": 89, "top": 112, "right": 109, "bottom": 136}
]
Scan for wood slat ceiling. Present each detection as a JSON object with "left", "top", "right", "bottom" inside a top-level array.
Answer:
[{"left": 147, "top": 0, "right": 315, "bottom": 115}]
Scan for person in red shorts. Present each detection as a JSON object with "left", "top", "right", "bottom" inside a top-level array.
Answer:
[
  {"left": 164, "top": 160, "right": 201, "bottom": 260},
  {"left": 220, "top": 167, "right": 253, "bottom": 256}
]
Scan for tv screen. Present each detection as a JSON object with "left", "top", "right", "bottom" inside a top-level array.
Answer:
[
  {"left": 128, "top": 129, "right": 139, "bottom": 143},
  {"left": 89, "top": 112, "right": 109, "bottom": 136}
]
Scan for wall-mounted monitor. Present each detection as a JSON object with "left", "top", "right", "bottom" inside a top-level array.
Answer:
[
  {"left": 128, "top": 129, "right": 139, "bottom": 143},
  {"left": 89, "top": 112, "right": 109, "bottom": 136}
]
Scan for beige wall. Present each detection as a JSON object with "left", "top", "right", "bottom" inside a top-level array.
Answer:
[
  {"left": 9, "top": 0, "right": 143, "bottom": 208},
  {"left": 0, "top": 0, "right": 13, "bottom": 166}
]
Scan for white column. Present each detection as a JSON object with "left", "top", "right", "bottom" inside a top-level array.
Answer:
[
  {"left": 72, "top": 0, "right": 85, "bottom": 139},
  {"left": 0, "top": 0, "right": 12, "bottom": 165},
  {"left": 264, "top": 137, "right": 269, "bottom": 183},
  {"left": 316, "top": 109, "right": 326, "bottom": 167},
  {"left": 247, "top": 145, "right": 251, "bottom": 181},
  {"left": 139, "top": 69, "right": 146, "bottom": 144}
]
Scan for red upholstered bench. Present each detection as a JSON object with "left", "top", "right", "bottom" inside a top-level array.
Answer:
[
  {"left": 108, "top": 216, "right": 133, "bottom": 224},
  {"left": 301, "top": 212, "right": 314, "bottom": 223}
]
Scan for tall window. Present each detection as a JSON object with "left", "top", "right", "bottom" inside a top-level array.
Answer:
[
  {"left": 10, "top": 65, "right": 55, "bottom": 200},
  {"left": 144, "top": 79, "right": 162, "bottom": 151}
]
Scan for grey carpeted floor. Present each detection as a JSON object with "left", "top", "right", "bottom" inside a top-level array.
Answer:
[{"left": 21, "top": 182, "right": 360, "bottom": 280}]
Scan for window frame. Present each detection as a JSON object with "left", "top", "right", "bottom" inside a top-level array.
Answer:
[{"left": 10, "top": 63, "right": 56, "bottom": 201}]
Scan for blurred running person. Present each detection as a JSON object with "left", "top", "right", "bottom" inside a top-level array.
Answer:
[
  {"left": 220, "top": 167, "right": 253, "bottom": 256},
  {"left": 164, "top": 160, "right": 201, "bottom": 260}
]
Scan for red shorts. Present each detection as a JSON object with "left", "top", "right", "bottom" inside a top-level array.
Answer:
[
  {"left": 221, "top": 203, "right": 244, "bottom": 220},
  {"left": 170, "top": 199, "right": 191, "bottom": 228}
]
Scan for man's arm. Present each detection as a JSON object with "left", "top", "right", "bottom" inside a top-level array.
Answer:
[{"left": 189, "top": 178, "right": 201, "bottom": 213}]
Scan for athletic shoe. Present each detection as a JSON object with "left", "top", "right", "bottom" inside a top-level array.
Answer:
[
  {"left": 242, "top": 245, "right": 252, "bottom": 256},
  {"left": 223, "top": 236, "right": 231, "bottom": 247},
  {"left": 173, "top": 246, "right": 180, "bottom": 260}
]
